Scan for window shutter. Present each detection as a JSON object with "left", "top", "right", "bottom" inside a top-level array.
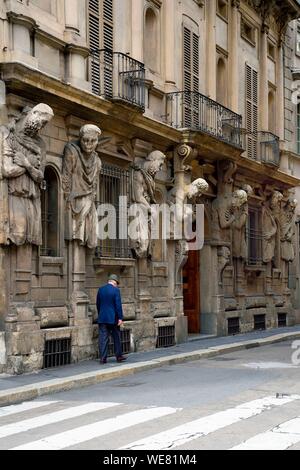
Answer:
[
  {"left": 183, "top": 27, "right": 199, "bottom": 92},
  {"left": 88, "top": 0, "right": 114, "bottom": 96},
  {"left": 245, "top": 64, "right": 258, "bottom": 159},
  {"left": 103, "top": 0, "right": 114, "bottom": 50}
]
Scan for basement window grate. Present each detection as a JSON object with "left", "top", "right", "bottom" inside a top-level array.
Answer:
[
  {"left": 156, "top": 325, "right": 175, "bottom": 348},
  {"left": 278, "top": 313, "right": 287, "bottom": 328},
  {"left": 43, "top": 338, "right": 71, "bottom": 369},
  {"left": 228, "top": 317, "right": 240, "bottom": 335},
  {"left": 108, "top": 328, "right": 131, "bottom": 357},
  {"left": 254, "top": 314, "right": 266, "bottom": 331}
]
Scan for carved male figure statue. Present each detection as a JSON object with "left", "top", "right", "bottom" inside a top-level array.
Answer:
[
  {"left": 130, "top": 150, "right": 166, "bottom": 258},
  {"left": 262, "top": 190, "right": 283, "bottom": 263},
  {"left": 0, "top": 104, "right": 54, "bottom": 246},
  {"left": 63, "top": 124, "right": 102, "bottom": 249},
  {"left": 212, "top": 188, "right": 247, "bottom": 245},
  {"left": 231, "top": 189, "right": 249, "bottom": 260},
  {"left": 280, "top": 197, "right": 297, "bottom": 262},
  {"left": 168, "top": 177, "right": 209, "bottom": 238}
]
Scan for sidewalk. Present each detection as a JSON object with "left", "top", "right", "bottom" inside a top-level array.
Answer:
[{"left": 1, "top": 325, "right": 300, "bottom": 406}]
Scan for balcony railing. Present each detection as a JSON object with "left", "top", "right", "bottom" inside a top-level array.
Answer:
[
  {"left": 90, "top": 49, "right": 145, "bottom": 111},
  {"left": 166, "top": 91, "right": 243, "bottom": 148},
  {"left": 244, "top": 131, "right": 280, "bottom": 166}
]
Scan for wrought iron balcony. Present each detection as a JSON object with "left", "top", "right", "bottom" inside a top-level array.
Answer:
[
  {"left": 90, "top": 49, "right": 145, "bottom": 111},
  {"left": 166, "top": 91, "right": 243, "bottom": 148},
  {"left": 244, "top": 131, "right": 280, "bottom": 166}
]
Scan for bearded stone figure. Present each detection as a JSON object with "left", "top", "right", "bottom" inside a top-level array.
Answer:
[
  {"left": 262, "top": 190, "right": 283, "bottom": 263},
  {"left": 231, "top": 189, "right": 249, "bottom": 260},
  {"left": 0, "top": 104, "right": 54, "bottom": 246},
  {"left": 280, "top": 197, "right": 297, "bottom": 262},
  {"left": 63, "top": 124, "right": 102, "bottom": 249},
  {"left": 130, "top": 150, "right": 166, "bottom": 259},
  {"left": 168, "top": 177, "right": 209, "bottom": 239}
]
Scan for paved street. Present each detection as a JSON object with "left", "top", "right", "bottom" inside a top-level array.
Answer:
[{"left": 0, "top": 339, "right": 300, "bottom": 450}]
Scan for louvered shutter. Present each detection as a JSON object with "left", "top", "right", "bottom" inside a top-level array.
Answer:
[
  {"left": 88, "top": 0, "right": 114, "bottom": 97},
  {"left": 245, "top": 64, "right": 258, "bottom": 159},
  {"left": 89, "top": 0, "right": 101, "bottom": 94},
  {"left": 102, "top": 0, "right": 113, "bottom": 97},
  {"left": 183, "top": 27, "right": 199, "bottom": 128}
]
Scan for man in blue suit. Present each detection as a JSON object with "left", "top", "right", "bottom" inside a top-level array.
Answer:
[{"left": 96, "top": 274, "right": 127, "bottom": 364}]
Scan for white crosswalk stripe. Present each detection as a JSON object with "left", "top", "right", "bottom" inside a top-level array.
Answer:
[
  {"left": 0, "top": 394, "right": 299, "bottom": 450},
  {"left": 11, "top": 407, "right": 179, "bottom": 450},
  {"left": 0, "top": 402, "right": 119, "bottom": 439},
  {"left": 119, "top": 395, "right": 300, "bottom": 450},
  {"left": 231, "top": 416, "right": 300, "bottom": 450},
  {"left": 0, "top": 400, "right": 60, "bottom": 418}
]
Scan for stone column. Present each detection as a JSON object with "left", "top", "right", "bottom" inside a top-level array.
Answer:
[
  {"left": 65, "top": 0, "right": 79, "bottom": 32},
  {"left": 259, "top": 24, "right": 269, "bottom": 131},
  {"left": 131, "top": 0, "right": 143, "bottom": 62},
  {"left": 276, "top": 44, "right": 285, "bottom": 140},
  {"left": 206, "top": 0, "right": 217, "bottom": 100},
  {"left": 64, "top": 0, "right": 90, "bottom": 91},
  {"left": 228, "top": 1, "right": 240, "bottom": 113},
  {"left": 0, "top": 80, "right": 7, "bottom": 331},
  {"left": 164, "top": 0, "right": 176, "bottom": 92}
]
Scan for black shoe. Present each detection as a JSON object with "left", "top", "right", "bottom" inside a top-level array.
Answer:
[
  {"left": 116, "top": 356, "right": 127, "bottom": 362},
  {"left": 100, "top": 358, "right": 107, "bottom": 364}
]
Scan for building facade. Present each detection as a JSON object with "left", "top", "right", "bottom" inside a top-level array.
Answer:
[{"left": 0, "top": 0, "right": 300, "bottom": 374}]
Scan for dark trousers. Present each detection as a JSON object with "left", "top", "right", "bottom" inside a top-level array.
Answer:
[{"left": 99, "top": 323, "right": 122, "bottom": 360}]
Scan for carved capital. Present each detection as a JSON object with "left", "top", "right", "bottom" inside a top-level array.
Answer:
[{"left": 176, "top": 144, "right": 197, "bottom": 172}]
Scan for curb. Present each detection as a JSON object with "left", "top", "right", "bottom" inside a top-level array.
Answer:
[{"left": 0, "top": 331, "right": 300, "bottom": 406}]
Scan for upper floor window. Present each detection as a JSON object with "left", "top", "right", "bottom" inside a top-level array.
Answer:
[
  {"left": 267, "top": 41, "right": 276, "bottom": 61},
  {"left": 88, "top": 0, "right": 114, "bottom": 52},
  {"left": 217, "top": 0, "right": 228, "bottom": 21},
  {"left": 183, "top": 26, "right": 199, "bottom": 92},
  {"left": 245, "top": 63, "right": 258, "bottom": 159},
  {"left": 241, "top": 18, "right": 256, "bottom": 47},
  {"left": 216, "top": 56, "right": 227, "bottom": 107},
  {"left": 268, "top": 89, "right": 276, "bottom": 134},
  {"left": 144, "top": 7, "right": 160, "bottom": 73},
  {"left": 41, "top": 166, "right": 59, "bottom": 257},
  {"left": 89, "top": 0, "right": 114, "bottom": 95}
]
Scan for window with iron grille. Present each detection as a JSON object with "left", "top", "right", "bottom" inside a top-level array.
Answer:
[
  {"left": 228, "top": 317, "right": 240, "bottom": 335},
  {"left": 108, "top": 328, "right": 131, "bottom": 356},
  {"left": 254, "top": 314, "right": 266, "bottom": 330},
  {"left": 88, "top": 0, "right": 114, "bottom": 96},
  {"left": 96, "top": 163, "right": 131, "bottom": 259},
  {"left": 41, "top": 166, "right": 59, "bottom": 257},
  {"left": 156, "top": 325, "right": 175, "bottom": 348},
  {"left": 43, "top": 338, "right": 71, "bottom": 369},
  {"left": 278, "top": 313, "right": 287, "bottom": 328},
  {"left": 247, "top": 207, "right": 263, "bottom": 265}
]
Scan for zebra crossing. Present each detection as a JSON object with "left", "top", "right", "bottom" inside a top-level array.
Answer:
[{"left": 0, "top": 394, "right": 299, "bottom": 450}]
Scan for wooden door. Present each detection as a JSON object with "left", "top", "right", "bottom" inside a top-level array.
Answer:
[{"left": 182, "top": 249, "right": 200, "bottom": 333}]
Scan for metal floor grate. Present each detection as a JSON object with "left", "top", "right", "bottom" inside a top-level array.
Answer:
[
  {"left": 43, "top": 338, "right": 71, "bottom": 369},
  {"left": 254, "top": 314, "right": 266, "bottom": 331},
  {"left": 108, "top": 328, "right": 131, "bottom": 357},
  {"left": 156, "top": 325, "right": 175, "bottom": 348},
  {"left": 228, "top": 317, "right": 240, "bottom": 335},
  {"left": 278, "top": 313, "right": 287, "bottom": 328}
]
